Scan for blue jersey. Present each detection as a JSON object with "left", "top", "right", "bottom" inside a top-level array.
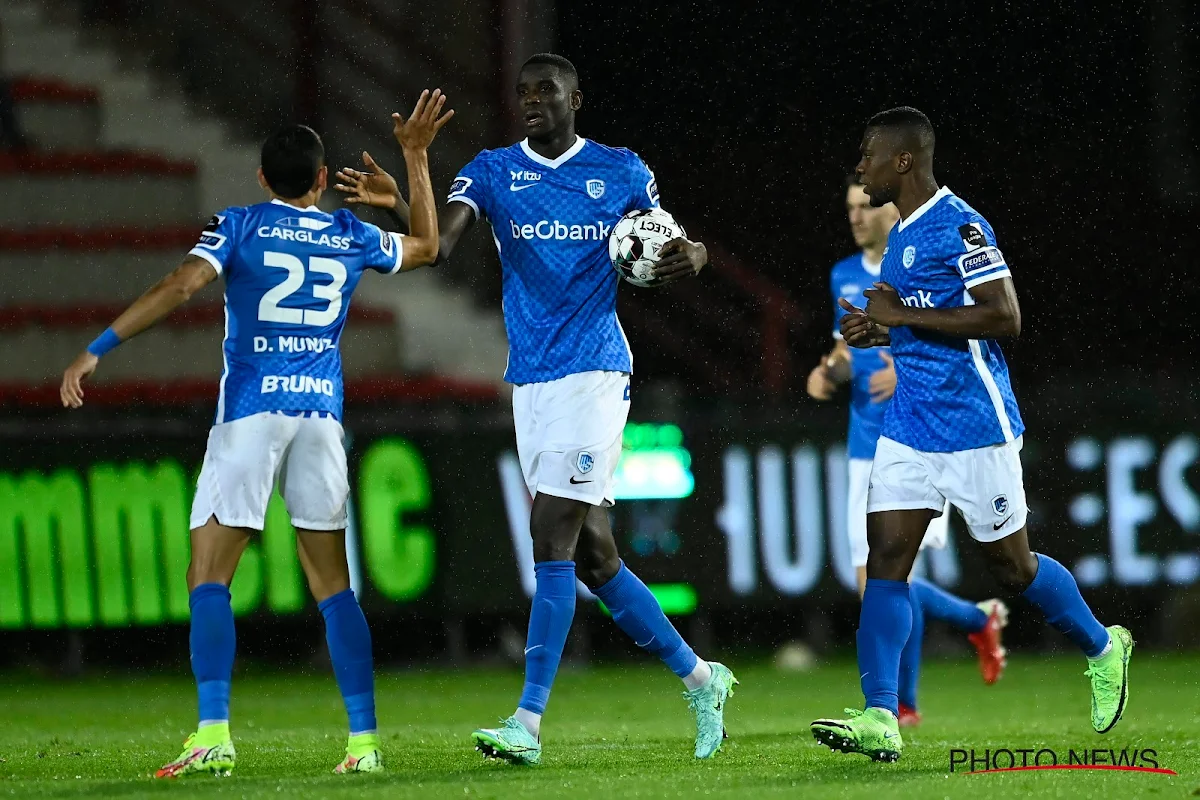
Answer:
[
  {"left": 879, "top": 186, "right": 1024, "bottom": 453},
  {"left": 187, "top": 199, "right": 404, "bottom": 424},
  {"left": 447, "top": 137, "right": 658, "bottom": 384},
  {"left": 831, "top": 253, "right": 889, "bottom": 460}
]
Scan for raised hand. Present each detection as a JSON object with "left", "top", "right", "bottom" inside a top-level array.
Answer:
[
  {"left": 392, "top": 88, "right": 455, "bottom": 152},
  {"left": 335, "top": 151, "right": 400, "bottom": 210}
]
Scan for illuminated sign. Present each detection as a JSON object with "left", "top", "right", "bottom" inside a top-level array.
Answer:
[
  {"left": 613, "top": 423, "right": 695, "bottom": 500},
  {"left": 0, "top": 439, "right": 436, "bottom": 630}
]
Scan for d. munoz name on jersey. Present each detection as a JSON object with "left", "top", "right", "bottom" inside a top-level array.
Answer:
[
  {"left": 260, "top": 375, "right": 336, "bottom": 396},
  {"left": 254, "top": 336, "right": 336, "bottom": 354},
  {"left": 256, "top": 226, "right": 352, "bottom": 250},
  {"left": 510, "top": 219, "right": 613, "bottom": 241}
]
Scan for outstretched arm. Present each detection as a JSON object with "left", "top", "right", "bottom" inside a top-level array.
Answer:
[
  {"left": 388, "top": 89, "right": 455, "bottom": 269},
  {"left": 862, "top": 278, "right": 1021, "bottom": 339},
  {"left": 60, "top": 255, "right": 218, "bottom": 407}
]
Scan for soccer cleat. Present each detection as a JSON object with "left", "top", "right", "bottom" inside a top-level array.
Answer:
[
  {"left": 154, "top": 731, "right": 235, "bottom": 779},
  {"left": 897, "top": 703, "right": 922, "bottom": 728},
  {"left": 685, "top": 661, "right": 739, "bottom": 759},
  {"left": 967, "top": 599, "right": 1009, "bottom": 685},
  {"left": 811, "top": 708, "right": 903, "bottom": 763},
  {"left": 472, "top": 717, "right": 542, "bottom": 766},
  {"left": 334, "top": 732, "right": 385, "bottom": 774},
  {"left": 1086, "top": 625, "right": 1133, "bottom": 734}
]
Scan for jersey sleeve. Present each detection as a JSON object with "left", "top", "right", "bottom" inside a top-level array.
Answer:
[
  {"left": 187, "top": 207, "right": 243, "bottom": 275},
  {"left": 356, "top": 217, "right": 405, "bottom": 275},
  {"left": 952, "top": 216, "right": 1011, "bottom": 290},
  {"left": 446, "top": 152, "right": 492, "bottom": 220},
  {"left": 624, "top": 152, "right": 660, "bottom": 214}
]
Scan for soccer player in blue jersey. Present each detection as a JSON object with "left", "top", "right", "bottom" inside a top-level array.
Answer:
[
  {"left": 807, "top": 179, "right": 1009, "bottom": 727},
  {"left": 810, "top": 107, "right": 1132, "bottom": 762},
  {"left": 336, "top": 54, "right": 736, "bottom": 764},
  {"left": 59, "top": 90, "right": 454, "bottom": 777}
]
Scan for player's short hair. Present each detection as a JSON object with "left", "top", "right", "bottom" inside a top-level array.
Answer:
[
  {"left": 261, "top": 124, "right": 325, "bottom": 199},
  {"left": 521, "top": 53, "right": 580, "bottom": 89},
  {"left": 866, "top": 106, "right": 936, "bottom": 152}
]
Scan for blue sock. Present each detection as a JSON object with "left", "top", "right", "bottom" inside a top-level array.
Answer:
[
  {"left": 911, "top": 577, "right": 988, "bottom": 633},
  {"left": 518, "top": 561, "right": 577, "bottom": 715},
  {"left": 318, "top": 589, "right": 377, "bottom": 734},
  {"left": 857, "top": 578, "right": 911, "bottom": 716},
  {"left": 593, "top": 561, "right": 698, "bottom": 678},
  {"left": 189, "top": 583, "right": 235, "bottom": 725},
  {"left": 897, "top": 584, "right": 924, "bottom": 710},
  {"left": 1022, "top": 553, "right": 1110, "bottom": 657}
]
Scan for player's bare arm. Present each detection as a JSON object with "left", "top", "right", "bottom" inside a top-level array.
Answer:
[
  {"left": 653, "top": 237, "right": 709, "bottom": 283},
  {"left": 387, "top": 89, "right": 455, "bottom": 270},
  {"left": 838, "top": 297, "right": 891, "bottom": 348},
  {"left": 862, "top": 278, "right": 1021, "bottom": 339},
  {"left": 60, "top": 255, "right": 218, "bottom": 408},
  {"left": 335, "top": 156, "right": 476, "bottom": 267},
  {"left": 807, "top": 340, "right": 850, "bottom": 401}
]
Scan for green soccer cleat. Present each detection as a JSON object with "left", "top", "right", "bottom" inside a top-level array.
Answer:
[
  {"left": 1086, "top": 625, "right": 1134, "bottom": 734},
  {"left": 155, "top": 724, "right": 236, "bottom": 779},
  {"left": 686, "top": 662, "right": 739, "bottom": 759},
  {"left": 811, "top": 708, "right": 903, "bottom": 763},
  {"left": 472, "top": 717, "right": 542, "bottom": 766},
  {"left": 334, "top": 732, "right": 385, "bottom": 774}
]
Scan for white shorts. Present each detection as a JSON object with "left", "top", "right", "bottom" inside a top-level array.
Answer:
[
  {"left": 190, "top": 411, "right": 349, "bottom": 531},
  {"left": 848, "top": 457, "right": 948, "bottom": 568},
  {"left": 512, "top": 370, "right": 631, "bottom": 506},
  {"left": 867, "top": 435, "right": 1027, "bottom": 543}
]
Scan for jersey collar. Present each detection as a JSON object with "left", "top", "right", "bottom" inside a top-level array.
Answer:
[
  {"left": 861, "top": 254, "right": 882, "bottom": 277},
  {"left": 898, "top": 185, "right": 953, "bottom": 231},
  {"left": 270, "top": 198, "right": 321, "bottom": 212},
  {"left": 520, "top": 136, "right": 587, "bottom": 169}
]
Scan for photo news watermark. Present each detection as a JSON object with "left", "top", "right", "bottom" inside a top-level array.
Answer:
[{"left": 949, "top": 747, "right": 1177, "bottom": 775}]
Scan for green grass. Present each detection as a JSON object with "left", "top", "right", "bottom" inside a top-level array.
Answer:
[{"left": 1, "top": 653, "right": 1197, "bottom": 799}]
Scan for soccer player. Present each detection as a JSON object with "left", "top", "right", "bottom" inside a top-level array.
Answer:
[
  {"left": 335, "top": 54, "right": 736, "bottom": 764},
  {"left": 59, "top": 90, "right": 454, "bottom": 777},
  {"left": 810, "top": 107, "right": 1132, "bottom": 762},
  {"left": 807, "top": 178, "right": 1008, "bottom": 726}
]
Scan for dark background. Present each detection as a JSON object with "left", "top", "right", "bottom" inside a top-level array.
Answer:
[{"left": 559, "top": 0, "right": 1198, "bottom": 382}]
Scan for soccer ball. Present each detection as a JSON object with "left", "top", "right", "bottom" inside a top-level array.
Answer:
[{"left": 608, "top": 208, "right": 686, "bottom": 288}]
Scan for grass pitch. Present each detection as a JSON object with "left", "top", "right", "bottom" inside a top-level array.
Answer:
[{"left": 1, "top": 653, "right": 1196, "bottom": 799}]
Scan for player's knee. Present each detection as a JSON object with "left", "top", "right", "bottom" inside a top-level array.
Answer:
[
  {"left": 864, "top": 536, "right": 914, "bottom": 580},
  {"left": 574, "top": 549, "right": 620, "bottom": 589},
  {"left": 984, "top": 551, "right": 1037, "bottom": 592},
  {"left": 529, "top": 498, "right": 587, "bottom": 562},
  {"left": 186, "top": 559, "right": 231, "bottom": 592}
]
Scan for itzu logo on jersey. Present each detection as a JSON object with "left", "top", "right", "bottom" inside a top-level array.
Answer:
[{"left": 510, "top": 219, "right": 613, "bottom": 241}]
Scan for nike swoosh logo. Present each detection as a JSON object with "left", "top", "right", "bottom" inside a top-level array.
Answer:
[
  {"left": 635, "top": 636, "right": 656, "bottom": 648},
  {"left": 569, "top": 476, "right": 592, "bottom": 484},
  {"left": 524, "top": 645, "right": 543, "bottom": 655},
  {"left": 883, "top": 731, "right": 898, "bottom": 740},
  {"left": 993, "top": 514, "right": 1014, "bottom": 531},
  {"left": 510, "top": 183, "right": 538, "bottom": 192}
]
